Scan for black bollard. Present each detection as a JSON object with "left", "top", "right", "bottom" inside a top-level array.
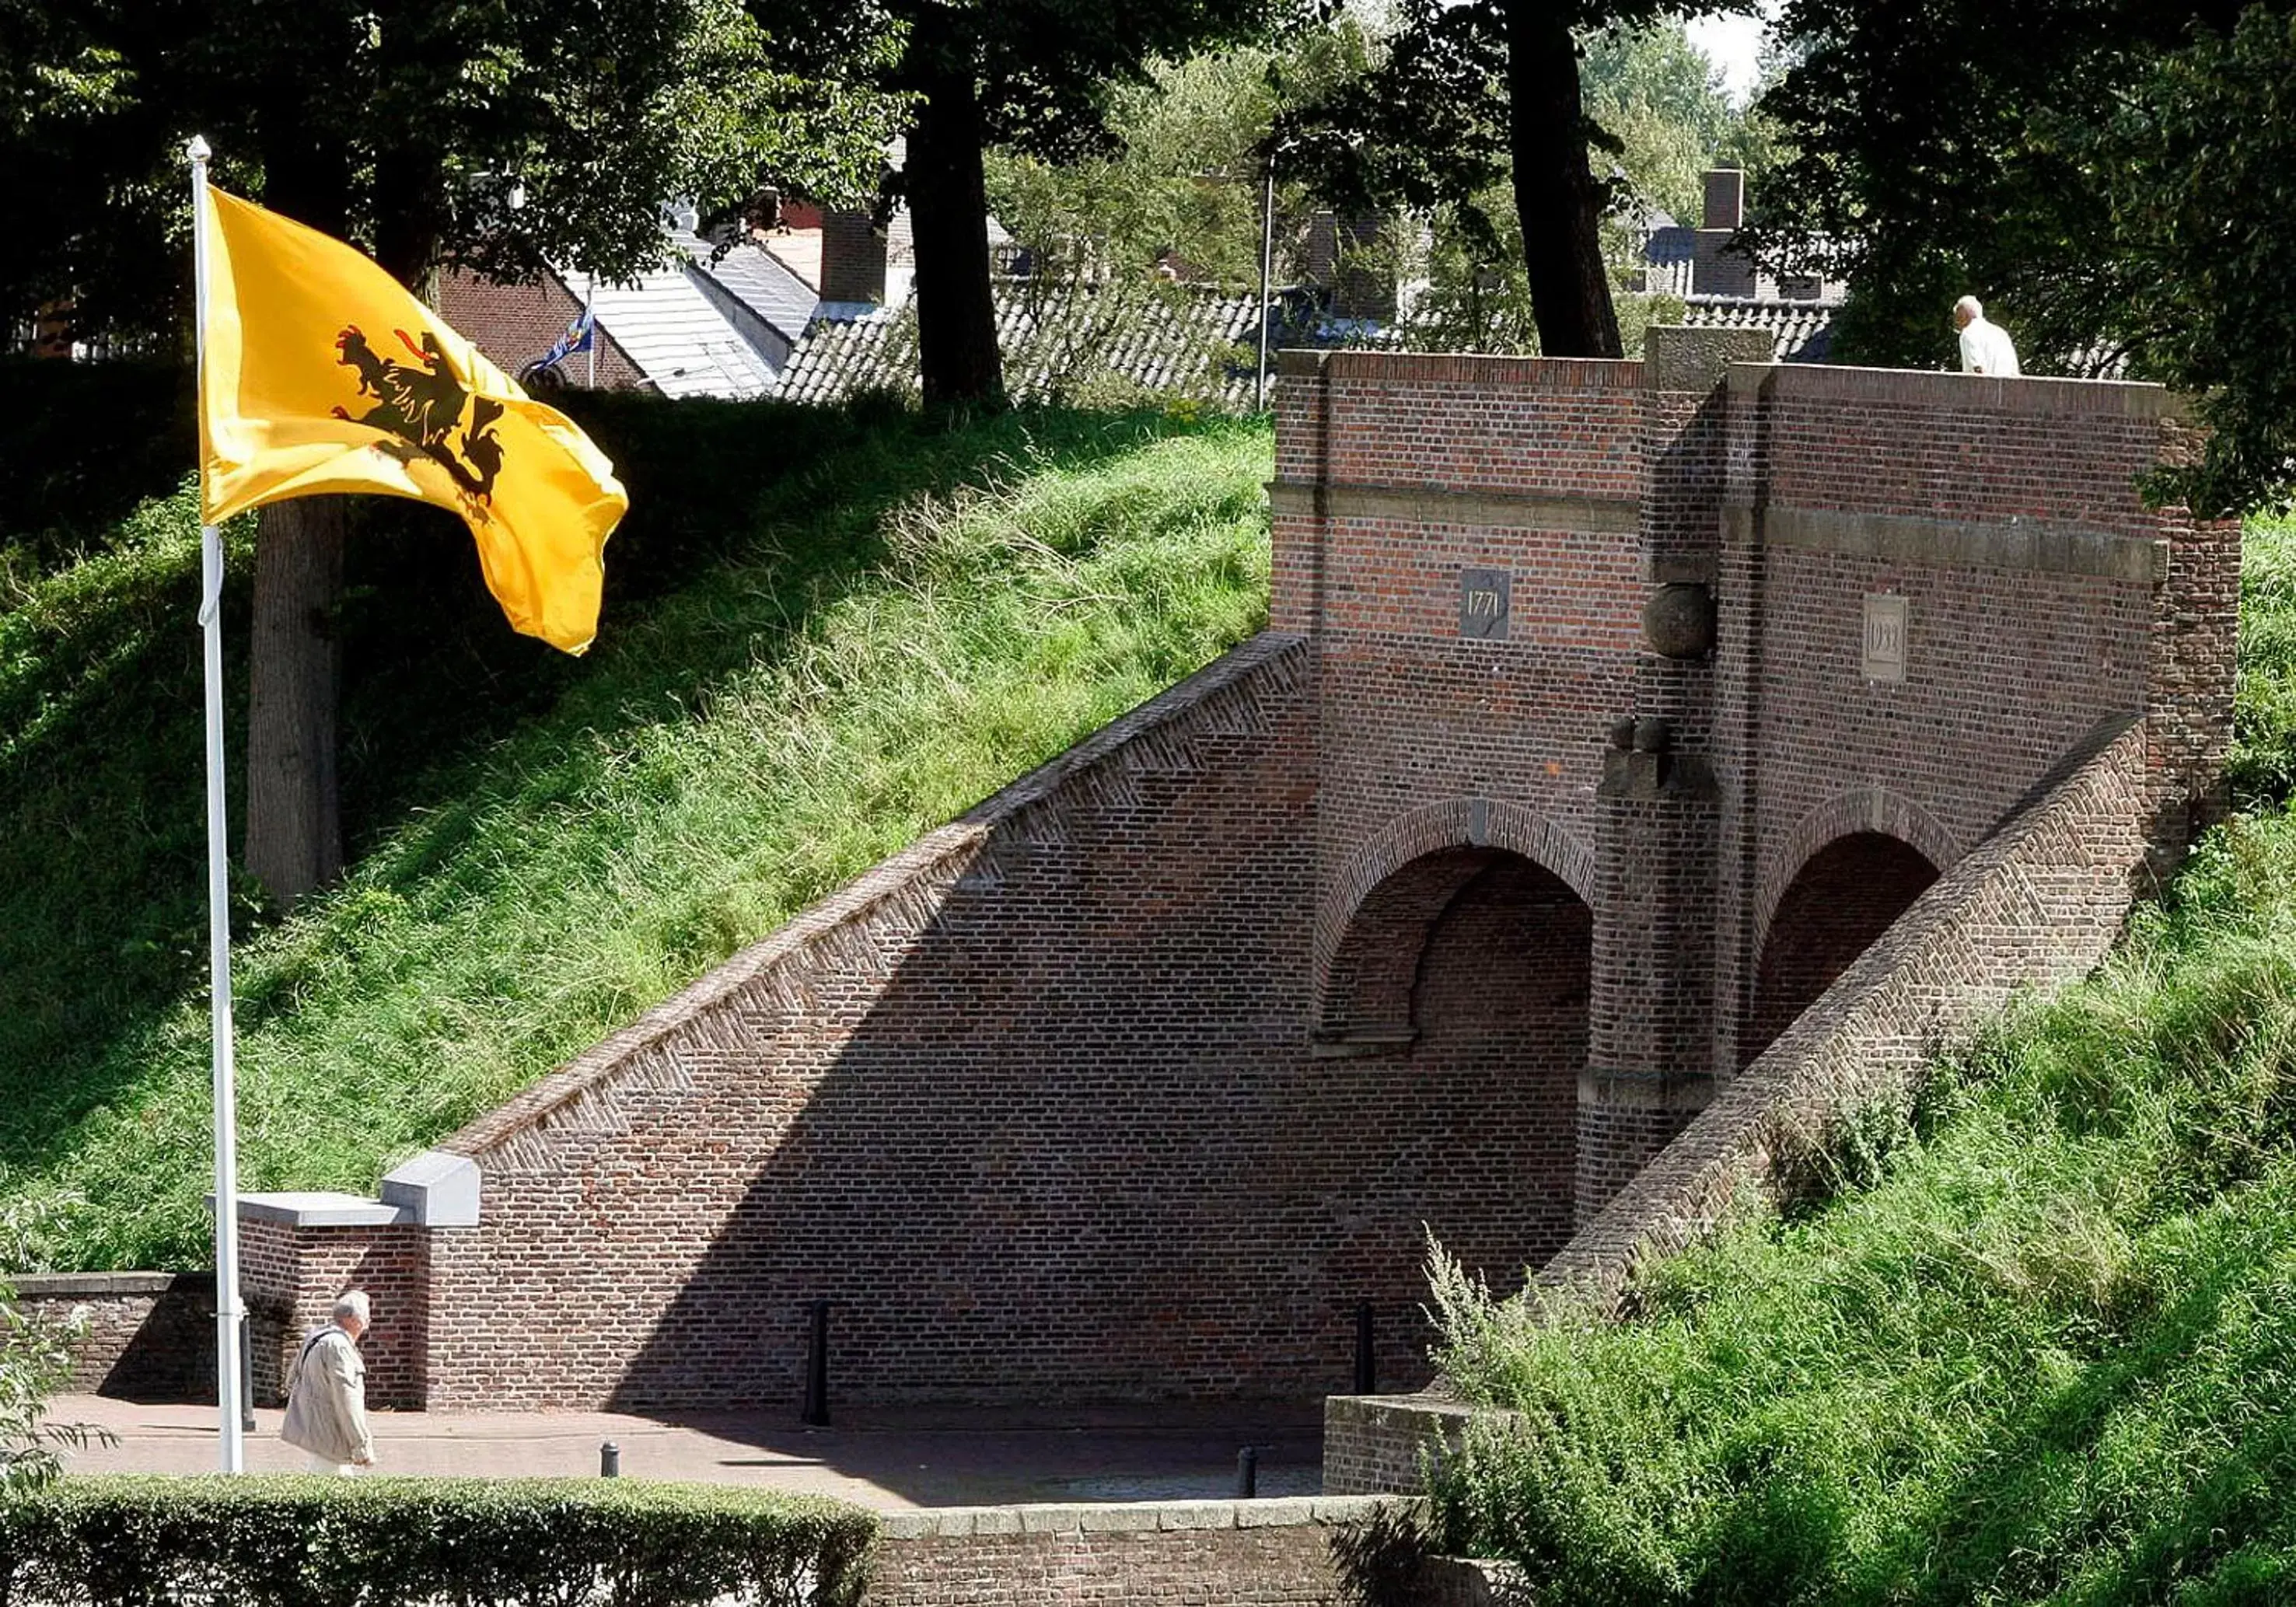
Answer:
[
  {"left": 600, "top": 1441, "right": 620, "bottom": 1478},
  {"left": 1354, "top": 1300, "right": 1375, "bottom": 1396},
  {"left": 802, "top": 1299, "right": 830, "bottom": 1427},
  {"left": 1235, "top": 1446, "right": 1258, "bottom": 1499},
  {"left": 238, "top": 1315, "right": 257, "bottom": 1431}
]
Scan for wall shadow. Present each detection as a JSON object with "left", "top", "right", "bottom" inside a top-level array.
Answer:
[
  {"left": 536, "top": 770, "right": 1595, "bottom": 1414},
  {"left": 0, "top": 402, "right": 1210, "bottom": 1221},
  {"left": 1746, "top": 831, "right": 1940, "bottom": 1067}
]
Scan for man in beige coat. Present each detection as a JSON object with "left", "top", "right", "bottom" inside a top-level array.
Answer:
[{"left": 280, "top": 1291, "right": 376, "bottom": 1474}]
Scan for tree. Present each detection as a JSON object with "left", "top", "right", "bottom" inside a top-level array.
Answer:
[
  {"left": 2079, "top": 6, "right": 2296, "bottom": 514},
  {"left": 7, "top": 0, "right": 894, "bottom": 903},
  {"left": 1747, "top": 0, "right": 2296, "bottom": 511},
  {"left": 1745, "top": 0, "right": 2244, "bottom": 372},
  {"left": 981, "top": 23, "right": 1372, "bottom": 292},
  {"left": 755, "top": 0, "right": 1284, "bottom": 407},
  {"left": 1288, "top": 0, "right": 1725, "bottom": 359},
  {"left": 1578, "top": 21, "right": 1737, "bottom": 228}
]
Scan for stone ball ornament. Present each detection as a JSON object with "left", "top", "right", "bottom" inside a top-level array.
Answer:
[{"left": 1643, "top": 582, "right": 1717, "bottom": 659}]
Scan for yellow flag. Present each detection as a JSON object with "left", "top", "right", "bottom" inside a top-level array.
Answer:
[{"left": 197, "top": 183, "right": 627, "bottom": 654}]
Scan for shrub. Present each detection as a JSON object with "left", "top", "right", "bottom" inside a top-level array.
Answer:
[{"left": 0, "top": 1477, "right": 875, "bottom": 1606}]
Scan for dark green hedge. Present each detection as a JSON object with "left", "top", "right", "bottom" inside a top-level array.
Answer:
[{"left": 0, "top": 1477, "right": 877, "bottom": 1606}]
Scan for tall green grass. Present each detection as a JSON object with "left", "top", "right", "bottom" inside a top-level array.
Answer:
[
  {"left": 0, "top": 400, "right": 1271, "bottom": 1270},
  {"left": 1427, "top": 520, "right": 2296, "bottom": 1605}
]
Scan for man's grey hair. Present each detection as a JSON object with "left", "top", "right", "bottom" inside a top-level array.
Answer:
[
  {"left": 1955, "top": 295, "right": 1983, "bottom": 320},
  {"left": 333, "top": 1290, "right": 371, "bottom": 1326}
]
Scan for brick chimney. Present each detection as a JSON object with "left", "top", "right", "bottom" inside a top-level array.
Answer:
[
  {"left": 819, "top": 209, "right": 887, "bottom": 305},
  {"left": 1691, "top": 168, "right": 1756, "bottom": 298}
]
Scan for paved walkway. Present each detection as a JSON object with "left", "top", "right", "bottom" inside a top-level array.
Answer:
[{"left": 52, "top": 1396, "right": 1323, "bottom": 1511}]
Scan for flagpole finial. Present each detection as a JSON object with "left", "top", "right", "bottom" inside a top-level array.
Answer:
[{"left": 187, "top": 134, "right": 211, "bottom": 165}]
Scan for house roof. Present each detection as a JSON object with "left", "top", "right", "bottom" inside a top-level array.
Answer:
[
  {"left": 677, "top": 235, "right": 820, "bottom": 348},
  {"left": 1680, "top": 295, "right": 1838, "bottom": 363},
  {"left": 564, "top": 264, "right": 778, "bottom": 399},
  {"left": 777, "top": 280, "right": 1307, "bottom": 409}
]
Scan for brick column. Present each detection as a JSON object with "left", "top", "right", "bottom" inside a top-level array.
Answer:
[
  {"left": 1578, "top": 329, "right": 1772, "bottom": 1217},
  {"left": 2144, "top": 411, "right": 2240, "bottom": 871}
]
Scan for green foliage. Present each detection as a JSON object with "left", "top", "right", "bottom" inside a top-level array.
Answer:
[
  {"left": 2229, "top": 519, "right": 2296, "bottom": 804},
  {"left": 0, "top": 398, "right": 1272, "bottom": 1271},
  {"left": 1421, "top": 512, "right": 2296, "bottom": 1602},
  {"left": 2, "top": 0, "right": 903, "bottom": 334},
  {"left": 1288, "top": 12, "right": 1755, "bottom": 355},
  {"left": 0, "top": 1477, "right": 875, "bottom": 1605},
  {"left": 0, "top": 358, "right": 191, "bottom": 581},
  {"left": 1752, "top": 0, "right": 2296, "bottom": 511},
  {"left": 1579, "top": 23, "right": 1739, "bottom": 229},
  {"left": 2079, "top": 7, "right": 2296, "bottom": 515},
  {"left": 1749, "top": 0, "right": 2191, "bottom": 374},
  {"left": 0, "top": 1198, "right": 109, "bottom": 1493},
  {"left": 984, "top": 27, "right": 1368, "bottom": 292}
]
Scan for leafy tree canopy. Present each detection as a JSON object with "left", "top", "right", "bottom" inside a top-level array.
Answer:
[
  {"left": 1749, "top": 0, "right": 2296, "bottom": 511},
  {"left": 2, "top": 0, "right": 903, "bottom": 337},
  {"left": 1282, "top": 0, "right": 1739, "bottom": 357},
  {"left": 982, "top": 20, "right": 1372, "bottom": 292}
]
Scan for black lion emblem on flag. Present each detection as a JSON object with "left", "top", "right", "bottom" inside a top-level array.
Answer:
[{"left": 333, "top": 325, "right": 506, "bottom": 502}]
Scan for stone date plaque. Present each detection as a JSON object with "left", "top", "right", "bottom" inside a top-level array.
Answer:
[
  {"left": 1460, "top": 568, "right": 1512, "bottom": 641},
  {"left": 1863, "top": 593, "right": 1908, "bottom": 682}
]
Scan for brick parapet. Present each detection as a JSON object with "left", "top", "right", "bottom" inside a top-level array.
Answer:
[
  {"left": 15, "top": 1273, "right": 214, "bottom": 1399},
  {"left": 870, "top": 1496, "right": 1414, "bottom": 1607},
  {"left": 1323, "top": 1393, "right": 1478, "bottom": 1497}
]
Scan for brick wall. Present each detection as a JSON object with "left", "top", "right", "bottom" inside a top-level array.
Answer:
[
  {"left": 217, "top": 338, "right": 2234, "bottom": 1421},
  {"left": 239, "top": 1217, "right": 428, "bottom": 1409},
  {"left": 16, "top": 1273, "right": 213, "bottom": 1399},
  {"left": 869, "top": 1497, "right": 1403, "bottom": 1607},
  {"left": 1326, "top": 714, "right": 2158, "bottom": 1491},
  {"left": 411, "top": 631, "right": 1579, "bottom": 1410},
  {"left": 1705, "top": 362, "right": 2237, "bottom": 1075},
  {"left": 435, "top": 269, "right": 647, "bottom": 392}
]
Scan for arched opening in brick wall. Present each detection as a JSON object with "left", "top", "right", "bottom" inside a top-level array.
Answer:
[
  {"left": 1748, "top": 832, "right": 1940, "bottom": 1065},
  {"left": 1319, "top": 846, "right": 1591, "bottom": 1384}
]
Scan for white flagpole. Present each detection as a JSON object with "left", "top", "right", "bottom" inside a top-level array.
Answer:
[{"left": 187, "top": 134, "right": 247, "bottom": 1476}]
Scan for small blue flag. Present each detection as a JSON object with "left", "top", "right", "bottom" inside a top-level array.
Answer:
[{"left": 531, "top": 304, "right": 595, "bottom": 374}]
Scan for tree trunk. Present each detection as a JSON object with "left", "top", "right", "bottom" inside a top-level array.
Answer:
[
  {"left": 242, "top": 117, "right": 353, "bottom": 907},
  {"left": 243, "top": 497, "right": 348, "bottom": 904},
  {"left": 1504, "top": 2, "right": 1622, "bottom": 359},
  {"left": 905, "top": 17, "right": 1005, "bottom": 408}
]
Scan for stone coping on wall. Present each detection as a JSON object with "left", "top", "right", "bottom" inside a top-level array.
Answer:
[
  {"left": 443, "top": 631, "right": 1311, "bottom": 1164},
  {"left": 13, "top": 1271, "right": 197, "bottom": 1298},
  {"left": 232, "top": 1192, "right": 411, "bottom": 1228},
  {"left": 1722, "top": 505, "right": 2168, "bottom": 582},
  {"left": 1276, "top": 348, "right": 1644, "bottom": 391},
  {"left": 1726, "top": 359, "right": 2186, "bottom": 419},
  {"left": 876, "top": 1494, "right": 1414, "bottom": 1541}
]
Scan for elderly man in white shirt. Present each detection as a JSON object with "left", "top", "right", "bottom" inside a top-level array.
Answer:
[
  {"left": 1955, "top": 295, "right": 2020, "bottom": 376},
  {"left": 280, "top": 1290, "right": 376, "bottom": 1474}
]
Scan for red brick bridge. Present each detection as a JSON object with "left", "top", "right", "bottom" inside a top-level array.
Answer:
[{"left": 184, "top": 330, "right": 2235, "bottom": 1417}]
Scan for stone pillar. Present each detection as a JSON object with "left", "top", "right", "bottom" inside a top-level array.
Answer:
[
  {"left": 1578, "top": 328, "right": 1773, "bottom": 1220},
  {"left": 2144, "top": 409, "right": 2241, "bottom": 872}
]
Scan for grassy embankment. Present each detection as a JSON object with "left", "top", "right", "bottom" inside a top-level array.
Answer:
[
  {"left": 0, "top": 369, "right": 1272, "bottom": 1271},
  {"left": 1428, "top": 521, "right": 2296, "bottom": 1603}
]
